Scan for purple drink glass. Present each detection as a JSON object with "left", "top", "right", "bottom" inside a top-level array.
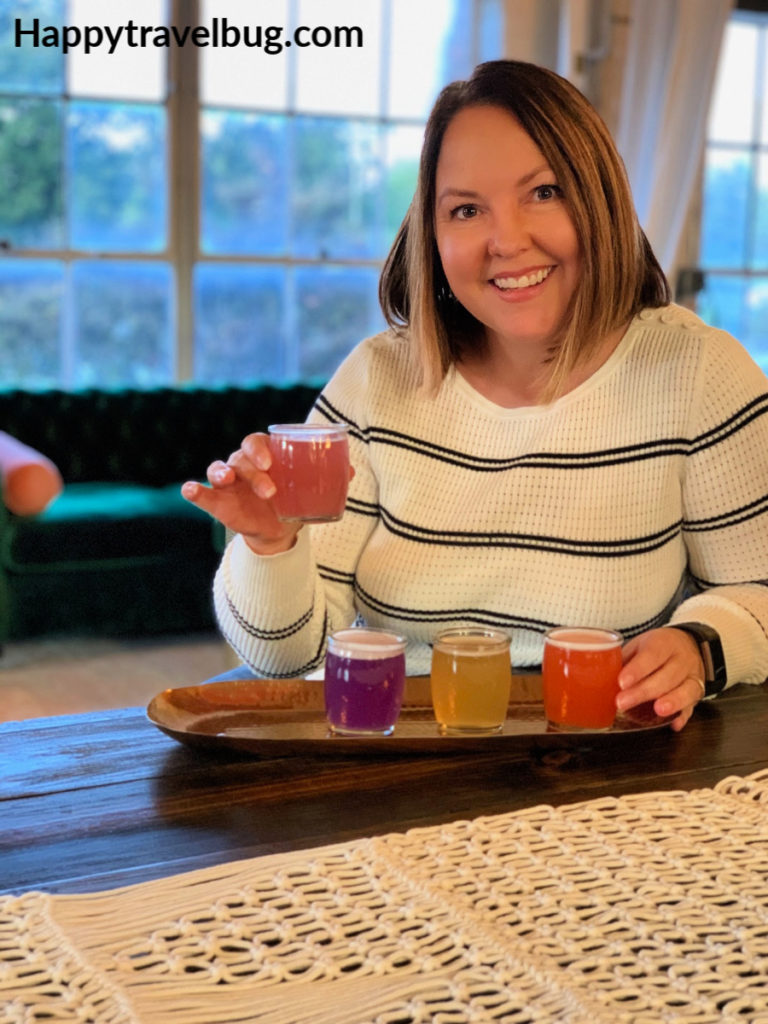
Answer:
[{"left": 324, "top": 628, "right": 407, "bottom": 736}]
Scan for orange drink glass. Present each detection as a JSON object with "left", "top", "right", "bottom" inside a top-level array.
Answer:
[
  {"left": 542, "top": 627, "right": 623, "bottom": 731},
  {"left": 268, "top": 423, "right": 349, "bottom": 523},
  {"left": 430, "top": 627, "right": 511, "bottom": 734}
]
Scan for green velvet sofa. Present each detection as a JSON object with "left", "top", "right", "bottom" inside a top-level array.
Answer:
[{"left": 0, "top": 383, "right": 319, "bottom": 643}]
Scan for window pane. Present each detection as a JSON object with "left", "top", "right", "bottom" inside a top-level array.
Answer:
[
  {"left": 194, "top": 264, "right": 288, "bottom": 383},
  {"left": 0, "top": 99, "right": 64, "bottom": 249},
  {"left": 68, "top": 0, "right": 167, "bottom": 101},
  {"left": 201, "top": 111, "right": 287, "bottom": 255},
  {"left": 698, "top": 274, "right": 748, "bottom": 348},
  {"left": 0, "top": 260, "right": 63, "bottom": 389},
  {"left": 479, "top": 0, "right": 504, "bottom": 61},
  {"left": 385, "top": 124, "right": 422, "bottom": 245},
  {"left": 387, "top": 0, "right": 473, "bottom": 119},
  {"left": 295, "top": 266, "right": 382, "bottom": 380},
  {"left": 701, "top": 149, "right": 751, "bottom": 268},
  {"left": 698, "top": 274, "right": 768, "bottom": 370},
  {"left": 69, "top": 101, "right": 167, "bottom": 252},
  {"left": 755, "top": 153, "right": 768, "bottom": 270},
  {"left": 293, "top": 118, "right": 381, "bottom": 259},
  {"left": 294, "top": 0, "right": 381, "bottom": 116},
  {"left": 707, "top": 21, "right": 758, "bottom": 144},
  {"left": 201, "top": 0, "right": 289, "bottom": 111},
  {"left": 0, "top": 0, "right": 64, "bottom": 94},
  {"left": 744, "top": 278, "right": 768, "bottom": 363},
  {"left": 72, "top": 261, "right": 173, "bottom": 387}
]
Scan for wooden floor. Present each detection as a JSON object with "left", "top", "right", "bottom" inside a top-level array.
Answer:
[{"left": 0, "top": 631, "right": 233, "bottom": 724}]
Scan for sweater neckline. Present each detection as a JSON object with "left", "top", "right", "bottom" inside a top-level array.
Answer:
[{"left": 447, "top": 313, "right": 643, "bottom": 418}]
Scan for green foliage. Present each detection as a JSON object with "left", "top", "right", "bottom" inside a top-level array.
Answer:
[{"left": 0, "top": 100, "right": 63, "bottom": 247}]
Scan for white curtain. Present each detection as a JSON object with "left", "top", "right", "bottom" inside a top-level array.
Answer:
[{"left": 614, "top": 0, "right": 733, "bottom": 277}]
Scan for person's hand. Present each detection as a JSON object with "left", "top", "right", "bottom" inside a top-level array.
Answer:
[
  {"left": 616, "top": 627, "right": 707, "bottom": 732},
  {"left": 181, "top": 433, "right": 300, "bottom": 555}
]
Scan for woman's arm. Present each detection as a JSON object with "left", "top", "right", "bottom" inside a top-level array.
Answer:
[
  {"left": 207, "top": 346, "right": 380, "bottom": 677},
  {"left": 618, "top": 326, "right": 768, "bottom": 728}
]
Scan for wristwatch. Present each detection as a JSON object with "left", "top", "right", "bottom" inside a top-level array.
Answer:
[{"left": 668, "top": 622, "right": 727, "bottom": 698}]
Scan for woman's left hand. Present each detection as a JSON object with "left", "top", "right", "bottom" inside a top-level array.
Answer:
[{"left": 617, "top": 627, "right": 707, "bottom": 732}]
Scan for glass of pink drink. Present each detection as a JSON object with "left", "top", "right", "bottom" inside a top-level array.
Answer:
[
  {"left": 325, "top": 628, "right": 407, "bottom": 736},
  {"left": 267, "top": 423, "right": 349, "bottom": 523}
]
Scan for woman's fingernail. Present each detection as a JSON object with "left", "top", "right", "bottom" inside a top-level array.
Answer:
[{"left": 257, "top": 481, "right": 276, "bottom": 499}]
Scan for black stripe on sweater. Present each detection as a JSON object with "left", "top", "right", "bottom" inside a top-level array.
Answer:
[
  {"left": 352, "top": 580, "right": 673, "bottom": 641},
  {"left": 689, "top": 571, "right": 768, "bottom": 590},
  {"left": 377, "top": 506, "right": 682, "bottom": 556},
  {"left": 313, "top": 395, "right": 365, "bottom": 443},
  {"left": 223, "top": 600, "right": 328, "bottom": 677},
  {"left": 314, "top": 393, "right": 768, "bottom": 473},
  {"left": 690, "top": 394, "right": 768, "bottom": 454},
  {"left": 224, "top": 598, "right": 313, "bottom": 642},
  {"left": 684, "top": 494, "right": 768, "bottom": 533}
]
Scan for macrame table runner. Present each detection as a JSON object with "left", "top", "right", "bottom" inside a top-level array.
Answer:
[{"left": 5, "top": 771, "right": 768, "bottom": 1024}]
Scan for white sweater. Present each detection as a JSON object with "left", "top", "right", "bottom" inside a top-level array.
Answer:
[{"left": 215, "top": 304, "right": 768, "bottom": 685}]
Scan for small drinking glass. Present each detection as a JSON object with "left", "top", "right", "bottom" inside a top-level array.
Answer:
[
  {"left": 542, "top": 627, "right": 623, "bottom": 731},
  {"left": 267, "top": 423, "right": 349, "bottom": 523},
  {"left": 324, "top": 627, "right": 407, "bottom": 736},
  {"left": 430, "top": 627, "right": 512, "bottom": 735}
]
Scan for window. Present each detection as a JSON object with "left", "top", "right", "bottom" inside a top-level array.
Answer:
[
  {"left": 0, "top": 0, "right": 502, "bottom": 390},
  {"left": 699, "top": 7, "right": 768, "bottom": 369}
]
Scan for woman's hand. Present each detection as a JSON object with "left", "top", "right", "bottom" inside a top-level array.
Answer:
[
  {"left": 181, "top": 432, "right": 301, "bottom": 555},
  {"left": 617, "top": 627, "right": 707, "bottom": 732}
]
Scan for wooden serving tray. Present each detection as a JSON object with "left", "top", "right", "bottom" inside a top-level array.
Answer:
[{"left": 146, "top": 675, "right": 672, "bottom": 758}]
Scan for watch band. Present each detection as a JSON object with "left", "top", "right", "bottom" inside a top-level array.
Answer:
[{"left": 668, "top": 622, "right": 727, "bottom": 698}]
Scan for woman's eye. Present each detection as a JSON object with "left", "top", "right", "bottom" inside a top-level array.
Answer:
[
  {"left": 534, "top": 184, "right": 562, "bottom": 201},
  {"left": 452, "top": 204, "right": 478, "bottom": 220}
]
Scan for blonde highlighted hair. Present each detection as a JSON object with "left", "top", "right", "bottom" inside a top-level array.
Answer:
[{"left": 379, "top": 60, "right": 669, "bottom": 401}]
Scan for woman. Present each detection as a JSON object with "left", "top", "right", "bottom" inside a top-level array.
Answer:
[{"left": 182, "top": 60, "right": 768, "bottom": 731}]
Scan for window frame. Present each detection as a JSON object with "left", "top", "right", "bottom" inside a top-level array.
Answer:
[{"left": 695, "top": 1, "right": 768, "bottom": 357}]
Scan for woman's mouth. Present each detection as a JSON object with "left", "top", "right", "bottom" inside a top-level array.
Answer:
[{"left": 492, "top": 266, "right": 554, "bottom": 291}]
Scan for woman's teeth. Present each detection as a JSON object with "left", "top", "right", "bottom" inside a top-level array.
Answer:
[{"left": 493, "top": 267, "right": 552, "bottom": 290}]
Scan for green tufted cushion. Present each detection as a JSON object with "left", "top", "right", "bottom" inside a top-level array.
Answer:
[
  {"left": 1, "top": 482, "right": 215, "bottom": 569},
  {"left": 0, "top": 383, "right": 322, "bottom": 639},
  {"left": 0, "top": 384, "right": 321, "bottom": 485}
]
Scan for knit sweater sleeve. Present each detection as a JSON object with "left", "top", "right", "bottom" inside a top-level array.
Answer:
[
  {"left": 669, "top": 328, "right": 768, "bottom": 686},
  {"left": 212, "top": 339, "right": 381, "bottom": 678}
]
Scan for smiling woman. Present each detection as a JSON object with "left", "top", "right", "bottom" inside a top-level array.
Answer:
[
  {"left": 381, "top": 60, "right": 669, "bottom": 403},
  {"left": 433, "top": 105, "right": 582, "bottom": 403},
  {"left": 184, "top": 59, "right": 768, "bottom": 738}
]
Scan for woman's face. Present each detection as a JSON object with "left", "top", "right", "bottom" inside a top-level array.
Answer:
[{"left": 434, "top": 104, "right": 581, "bottom": 356}]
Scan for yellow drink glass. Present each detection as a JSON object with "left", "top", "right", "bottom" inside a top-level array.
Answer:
[{"left": 430, "top": 627, "right": 512, "bottom": 734}]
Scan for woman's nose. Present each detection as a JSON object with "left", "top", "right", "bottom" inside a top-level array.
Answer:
[{"left": 487, "top": 207, "right": 530, "bottom": 257}]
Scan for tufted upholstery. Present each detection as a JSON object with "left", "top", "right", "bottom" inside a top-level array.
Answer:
[
  {"left": 0, "top": 384, "right": 320, "bottom": 642},
  {"left": 0, "top": 385, "right": 320, "bottom": 486}
]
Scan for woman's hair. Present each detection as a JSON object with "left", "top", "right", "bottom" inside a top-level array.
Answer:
[{"left": 379, "top": 60, "right": 670, "bottom": 400}]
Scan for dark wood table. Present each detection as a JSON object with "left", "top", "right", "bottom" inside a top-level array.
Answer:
[{"left": 3, "top": 680, "right": 768, "bottom": 897}]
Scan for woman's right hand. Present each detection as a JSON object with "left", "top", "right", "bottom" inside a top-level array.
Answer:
[{"left": 181, "top": 432, "right": 301, "bottom": 555}]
